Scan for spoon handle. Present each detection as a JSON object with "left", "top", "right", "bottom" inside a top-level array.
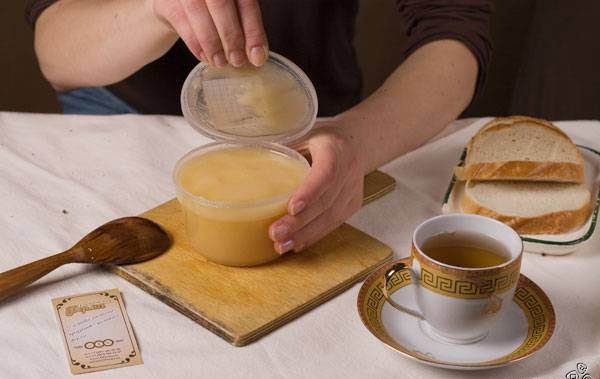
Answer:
[{"left": 0, "top": 250, "right": 74, "bottom": 303}]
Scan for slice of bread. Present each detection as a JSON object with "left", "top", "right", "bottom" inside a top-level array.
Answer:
[
  {"left": 455, "top": 116, "right": 584, "bottom": 183},
  {"left": 461, "top": 180, "right": 592, "bottom": 234}
]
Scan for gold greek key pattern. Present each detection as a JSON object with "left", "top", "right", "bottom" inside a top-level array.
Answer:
[
  {"left": 387, "top": 269, "right": 413, "bottom": 291},
  {"left": 481, "top": 279, "right": 555, "bottom": 365},
  {"left": 365, "top": 269, "right": 412, "bottom": 326},
  {"left": 420, "top": 266, "right": 520, "bottom": 299},
  {"left": 358, "top": 264, "right": 555, "bottom": 368},
  {"left": 506, "top": 286, "right": 550, "bottom": 358}
]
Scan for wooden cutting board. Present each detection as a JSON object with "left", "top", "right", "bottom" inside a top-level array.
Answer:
[{"left": 111, "top": 171, "right": 395, "bottom": 346}]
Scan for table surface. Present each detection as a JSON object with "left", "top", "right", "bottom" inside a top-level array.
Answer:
[{"left": 1, "top": 112, "right": 599, "bottom": 379}]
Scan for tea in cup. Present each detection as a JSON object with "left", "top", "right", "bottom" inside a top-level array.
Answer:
[{"left": 384, "top": 214, "right": 523, "bottom": 344}]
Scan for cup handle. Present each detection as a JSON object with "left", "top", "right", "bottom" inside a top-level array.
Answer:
[{"left": 383, "top": 261, "right": 425, "bottom": 320}]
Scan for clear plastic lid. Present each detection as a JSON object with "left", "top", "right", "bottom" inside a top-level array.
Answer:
[{"left": 181, "top": 52, "right": 318, "bottom": 145}]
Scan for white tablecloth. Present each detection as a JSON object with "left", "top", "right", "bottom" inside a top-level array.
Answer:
[{"left": 1, "top": 112, "right": 599, "bottom": 379}]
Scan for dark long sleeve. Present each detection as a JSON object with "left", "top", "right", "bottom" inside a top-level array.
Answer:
[
  {"left": 25, "top": 0, "right": 57, "bottom": 27},
  {"left": 25, "top": 0, "right": 492, "bottom": 115},
  {"left": 397, "top": 0, "right": 493, "bottom": 100}
]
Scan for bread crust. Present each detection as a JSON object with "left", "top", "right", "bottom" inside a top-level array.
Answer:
[
  {"left": 460, "top": 185, "right": 593, "bottom": 234},
  {"left": 474, "top": 116, "right": 571, "bottom": 140},
  {"left": 457, "top": 116, "right": 584, "bottom": 183},
  {"left": 454, "top": 161, "right": 585, "bottom": 183}
]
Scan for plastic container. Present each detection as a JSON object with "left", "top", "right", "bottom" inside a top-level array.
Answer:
[
  {"left": 176, "top": 52, "right": 317, "bottom": 266},
  {"left": 181, "top": 52, "right": 317, "bottom": 145}
]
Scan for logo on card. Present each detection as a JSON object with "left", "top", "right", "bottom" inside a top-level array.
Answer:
[
  {"left": 65, "top": 303, "right": 106, "bottom": 316},
  {"left": 84, "top": 339, "right": 115, "bottom": 349},
  {"left": 565, "top": 362, "right": 590, "bottom": 379}
]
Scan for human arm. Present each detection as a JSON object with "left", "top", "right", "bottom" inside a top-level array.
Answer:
[
  {"left": 31, "top": 0, "right": 268, "bottom": 90},
  {"left": 269, "top": 39, "right": 480, "bottom": 253}
]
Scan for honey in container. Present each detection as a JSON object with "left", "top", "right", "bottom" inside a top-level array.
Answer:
[{"left": 176, "top": 52, "right": 318, "bottom": 266}]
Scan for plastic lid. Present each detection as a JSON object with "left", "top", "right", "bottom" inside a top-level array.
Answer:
[{"left": 181, "top": 52, "right": 318, "bottom": 145}]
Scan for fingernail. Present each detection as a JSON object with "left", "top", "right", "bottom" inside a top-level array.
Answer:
[
  {"left": 290, "top": 201, "right": 306, "bottom": 216},
  {"left": 276, "top": 240, "right": 294, "bottom": 255},
  {"left": 249, "top": 45, "right": 267, "bottom": 66},
  {"left": 229, "top": 50, "right": 245, "bottom": 67},
  {"left": 272, "top": 224, "right": 289, "bottom": 241},
  {"left": 213, "top": 51, "right": 227, "bottom": 67}
]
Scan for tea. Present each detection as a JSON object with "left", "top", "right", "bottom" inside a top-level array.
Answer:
[
  {"left": 421, "top": 231, "right": 510, "bottom": 268},
  {"left": 400, "top": 214, "right": 523, "bottom": 344}
]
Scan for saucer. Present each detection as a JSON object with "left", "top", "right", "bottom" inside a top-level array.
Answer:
[{"left": 357, "top": 258, "right": 556, "bottom": 370}]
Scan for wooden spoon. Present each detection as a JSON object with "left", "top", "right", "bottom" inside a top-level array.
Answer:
[{"left": 0, "top": 217, "right": 171, "bottom": 303}]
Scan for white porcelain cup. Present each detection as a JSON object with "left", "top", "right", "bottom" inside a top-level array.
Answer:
[{"left": 384, "top": 214, "right": 523, "bottom": 344}]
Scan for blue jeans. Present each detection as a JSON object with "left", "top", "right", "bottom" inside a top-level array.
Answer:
[{"left": 57, "top": 87, "right": 138, "bottom": 115}]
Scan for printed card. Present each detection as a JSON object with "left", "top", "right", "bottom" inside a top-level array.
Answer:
[{"left": 52, "top": 289, "right": 143, "bottom": 374}]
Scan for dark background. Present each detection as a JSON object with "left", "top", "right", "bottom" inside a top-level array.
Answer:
[
  {"left": 2, "top": 1, "right": 598, "bottom": 120},
  {"left": 1, "top": 1, "right": 59, "bottom": 112}
]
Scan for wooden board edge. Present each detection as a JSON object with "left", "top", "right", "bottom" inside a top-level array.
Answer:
[
  {"left": 111, "top": 248, "right": 393, "bottom": 347},
  {"left": 363, "top": 171, "right": 396, "bottom": 205},
  {"left": 233, "top": 250, "right": 394, "bottom": 346},
  {"left": 109, "top": 265, "right": 238, "bottom": 344}
]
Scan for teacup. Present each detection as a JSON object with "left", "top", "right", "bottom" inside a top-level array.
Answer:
[{"left": 384, "top": 214, "right": 523, "bottom": 344}]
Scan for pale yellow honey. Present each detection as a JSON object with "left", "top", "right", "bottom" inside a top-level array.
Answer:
[
  {"left": 204, "top": 64, "right": 309, "bottom": 136},
  {"left": 175, "top": 146, "right": 308, "bottom": 266}
]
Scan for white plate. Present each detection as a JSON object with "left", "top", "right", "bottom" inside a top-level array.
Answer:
[{"left": 442, "top": 146, "right": 600, "bottom": 255}]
